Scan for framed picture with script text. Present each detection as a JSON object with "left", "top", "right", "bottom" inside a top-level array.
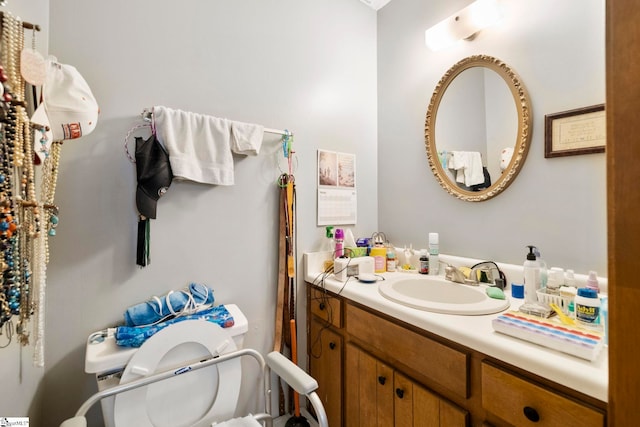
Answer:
[{"left": 544, "top": 104, "right": 606, "bottom": 158}]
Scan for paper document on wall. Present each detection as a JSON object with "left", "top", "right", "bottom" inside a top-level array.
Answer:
[{"left": 317, "top": 149, "right": 357, "bottom": 225}]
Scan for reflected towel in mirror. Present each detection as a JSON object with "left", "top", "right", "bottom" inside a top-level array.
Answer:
[{"left": 448, "top": 151, "right": 485, "bottom": 186}]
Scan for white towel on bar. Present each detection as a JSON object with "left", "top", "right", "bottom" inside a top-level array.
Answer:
[
  {"left": 153, "top": 106, "right": 264, "bottom": 185},
  {"left": 231, "top": 120, "right": 264, "bottom": 155}
]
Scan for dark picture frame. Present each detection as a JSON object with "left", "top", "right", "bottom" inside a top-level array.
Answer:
[{"left": 544, "top": 104, "right": 606, "bottom": 158}]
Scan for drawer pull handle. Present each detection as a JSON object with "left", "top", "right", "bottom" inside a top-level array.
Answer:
[
  {"left": 378, "top": 376, "right": 386, "bottom": 385},
  {"left": 395, "top": 388, "right": 405, "bottom": 399},
  {"left": 329, "top": 342, "right": 336, "bottom": 350},
  {"left": 319, "top": 302, "right": 326, "bottom": 310},
  {"left": 523, "top": 406, "right": 540, "bottom": 422}
]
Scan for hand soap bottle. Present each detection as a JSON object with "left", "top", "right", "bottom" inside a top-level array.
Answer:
[{"left": 523, "top": 245, "right": 541, "bottom": 304}]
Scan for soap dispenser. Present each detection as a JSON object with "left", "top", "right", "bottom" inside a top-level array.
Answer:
[{"left": 523, "top": 245, "right": 541, "bottom": 304}]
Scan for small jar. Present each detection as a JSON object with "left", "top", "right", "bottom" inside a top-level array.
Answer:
[
  {"left": 419, "top": 251, "right": 429, "bottom": 275},
  {"left": 386, "top": 249, "right": 396, "bottom": 272}
]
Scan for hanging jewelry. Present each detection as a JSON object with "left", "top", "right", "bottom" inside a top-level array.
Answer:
[{"left": 41, "top": 141, "right": 62, "bottom": 261}]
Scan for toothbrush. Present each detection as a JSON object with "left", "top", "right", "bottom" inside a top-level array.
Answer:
[{"left": 549, "top": 302, "right": 576, "bottom": 326}]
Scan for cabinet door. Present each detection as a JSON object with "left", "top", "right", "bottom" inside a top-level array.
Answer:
[
  {"left": 394, "top": 371, "right": 439, "bottom": 426},
  {"left": 376, "top": 362, "right": 394, "bottom": 427},
  {"left": 439, "top": 398, "right": 469, "bottom": 427},
  {"left": 345, "top": 343, "right": 376, "bottom": 427},
  {"left": 309, "top": 318, "right": 342, "bottom": 427},
  {"left": 395, "top": 371, "right": 468, "bottom": 427},
  {"left": 345, "top": 344, "right": 394, "bottom": 427}
]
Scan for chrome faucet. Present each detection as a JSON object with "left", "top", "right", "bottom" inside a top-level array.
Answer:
[
  {"left": 468, "top": 262, "right": 499, "bottom": 285},
  {"left": 445, "top": 261, "right": 504, "bottom": 287},
  {"left": 444, "top": 264, "right": 472, "bottom": 285}
]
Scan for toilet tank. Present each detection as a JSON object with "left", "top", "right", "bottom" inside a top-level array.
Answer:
[
  {"left": 84, "top": 304, "right": 248, "bottom": 427},
  {"left": 85, "top": 303, "right": 248, "bottom": 375}
]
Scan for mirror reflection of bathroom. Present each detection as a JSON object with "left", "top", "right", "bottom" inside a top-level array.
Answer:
[{"left": 435, "top": 65, "right": 518, "bottom": 192}]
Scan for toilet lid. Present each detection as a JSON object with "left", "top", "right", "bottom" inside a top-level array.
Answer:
[{"left": 114, "top": 320, "right": 241, "bottom": 427}]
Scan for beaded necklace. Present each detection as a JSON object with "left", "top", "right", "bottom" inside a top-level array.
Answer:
[{"left": 0, "top": 12, "right": 41, "bottom": 344}]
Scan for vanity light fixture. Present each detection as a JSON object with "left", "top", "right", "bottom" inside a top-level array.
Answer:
[{"left": 425, "top": 0, "right": 502, "bottom": 51}]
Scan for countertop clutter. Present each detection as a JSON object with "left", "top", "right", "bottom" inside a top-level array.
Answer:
[{"left": 304, "top": 251, "right": 608, "bottom": 402}]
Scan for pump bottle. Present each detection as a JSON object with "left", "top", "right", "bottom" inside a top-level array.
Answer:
[{"left": 523, "top": 245, "right": 541, "bottom": 304}]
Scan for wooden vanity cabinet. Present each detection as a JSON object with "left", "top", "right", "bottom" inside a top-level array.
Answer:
[
  {"left": 345, "top": 343, "right": 468, "bottom": 426},
  {"left": 306, "top": 283, "right": 607, "bottom": 427},
  {"left": 308, "top": 287, "right": 343, "bottom": 427}
]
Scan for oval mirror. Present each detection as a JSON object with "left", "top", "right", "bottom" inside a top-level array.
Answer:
[{"left": 425, "top": 55, "right": 532, "bottom": 202}]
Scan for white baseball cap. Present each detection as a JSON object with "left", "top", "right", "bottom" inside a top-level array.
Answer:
[{"left": 31, "top": 57, "right": 99, "bottom": 160}]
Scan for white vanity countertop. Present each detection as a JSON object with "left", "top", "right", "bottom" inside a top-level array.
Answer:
[{"left": 304, "top": 252, "right": 608, "bottom": 402}]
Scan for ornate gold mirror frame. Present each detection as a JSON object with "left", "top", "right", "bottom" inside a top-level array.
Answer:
[{"left": 425, "top": 55, "right": 532, "bottom": 202}]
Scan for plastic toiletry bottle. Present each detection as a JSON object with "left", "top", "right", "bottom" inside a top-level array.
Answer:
[
  {"left": 586, "top": 271, "right": 600, "bottom": 293},
  {"left": 386, "top": 247, "right": 397, "bottom": 272},
  {"left": 565, "top": 269, "right": 576, "bottom": 287},
  {"left": 370, "top": 245, "right": 387, "bottom": 273},
  {"left": 322, "top": 226, "right": 335, "bottom": 270},
  {"left": 428, "top": 233, "right": 439, "bottom": 276},
  {"left": 533, "top": 248, "right": 548, "bottom": 289},
  {"left": 523, "top": 245, "right": 541, "bottom": 304},
  {"left": 419, "top": 250, "right": 429, "bottom": 274},
  {"left": 546, "top": 267, "right": 564, "bottom": 295},
  {"left": 575, "top": 287, "right": 601, "bottom": 329},
  {"left": 334, "top": 228, "right": 344, "bottom": 258},
  {"left": 323, "top": 226, "right": 334, "bottom": 251}
]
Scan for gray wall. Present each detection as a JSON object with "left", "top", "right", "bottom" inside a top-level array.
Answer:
[
  {"left": 377, "top": 0, "right": 606, "bottom": 275},
  {"left": 0, "top": 0, "right": 378, "bottom": 424}
]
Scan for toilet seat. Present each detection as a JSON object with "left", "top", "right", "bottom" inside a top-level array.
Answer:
[{"left": 114, "top": 320, "right": 241, "bottom": 427}]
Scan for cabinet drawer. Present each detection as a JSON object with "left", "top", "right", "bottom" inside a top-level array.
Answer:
[
  {"left": 481, "top": 362, "right": 604, "bottom": 427},
  {"left": 346, "top": 304, "right": 469, "bottom": 399},
  {"left": 310, "top": 286, "right": 342, "bottom": 328}
]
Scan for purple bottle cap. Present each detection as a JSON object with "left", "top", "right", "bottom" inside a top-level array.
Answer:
[{"left": 334, "top": 229, "right": 344, "bottom": 239}]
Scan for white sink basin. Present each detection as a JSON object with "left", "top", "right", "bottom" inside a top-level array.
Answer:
[{"left": 378, "top": 276, "right": 509, "bottom": 315}]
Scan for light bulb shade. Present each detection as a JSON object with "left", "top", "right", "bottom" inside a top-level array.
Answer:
[{"left": 425, "top": 0, "right": 502, "bottom": 51}]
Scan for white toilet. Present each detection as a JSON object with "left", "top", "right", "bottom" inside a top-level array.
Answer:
[{"left": 84, "top": 304, "right": 249, "bottom": 427}]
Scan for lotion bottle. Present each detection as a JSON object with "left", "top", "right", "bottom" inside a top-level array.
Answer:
[{"left": 523, "top": 245, "right": 541, "bottom": 304}]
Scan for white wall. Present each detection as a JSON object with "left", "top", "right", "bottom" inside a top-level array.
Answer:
[
  {"left": 377, "top": 0, "right": 606, "bottom": 275},
  {"left": 0, "top": 0, "right": 377, "bottom": 425}
]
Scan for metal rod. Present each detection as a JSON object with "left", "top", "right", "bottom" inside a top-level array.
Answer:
[
  {"left": 264, "top": 127, "right": 291, "bottom": 136},
  {"left": 0, "top": 12, "right": 41, "bottom": 31},
  {"left": 74, "top": 348, "right": 266, "bottom": 417},
  {"left": 141, "top": 108, "right": 292, "bottom": 137}
]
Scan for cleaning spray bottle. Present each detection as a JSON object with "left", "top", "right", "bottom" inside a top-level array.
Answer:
[
  {"left": 334, "top": 228, "right": 344, "bottom": 258},
  {"left": 322, "top": 226, "right": 335, "bottom": 271},
  {"left": 523, "top": 245, "right": 541, "bottom": 304}
]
